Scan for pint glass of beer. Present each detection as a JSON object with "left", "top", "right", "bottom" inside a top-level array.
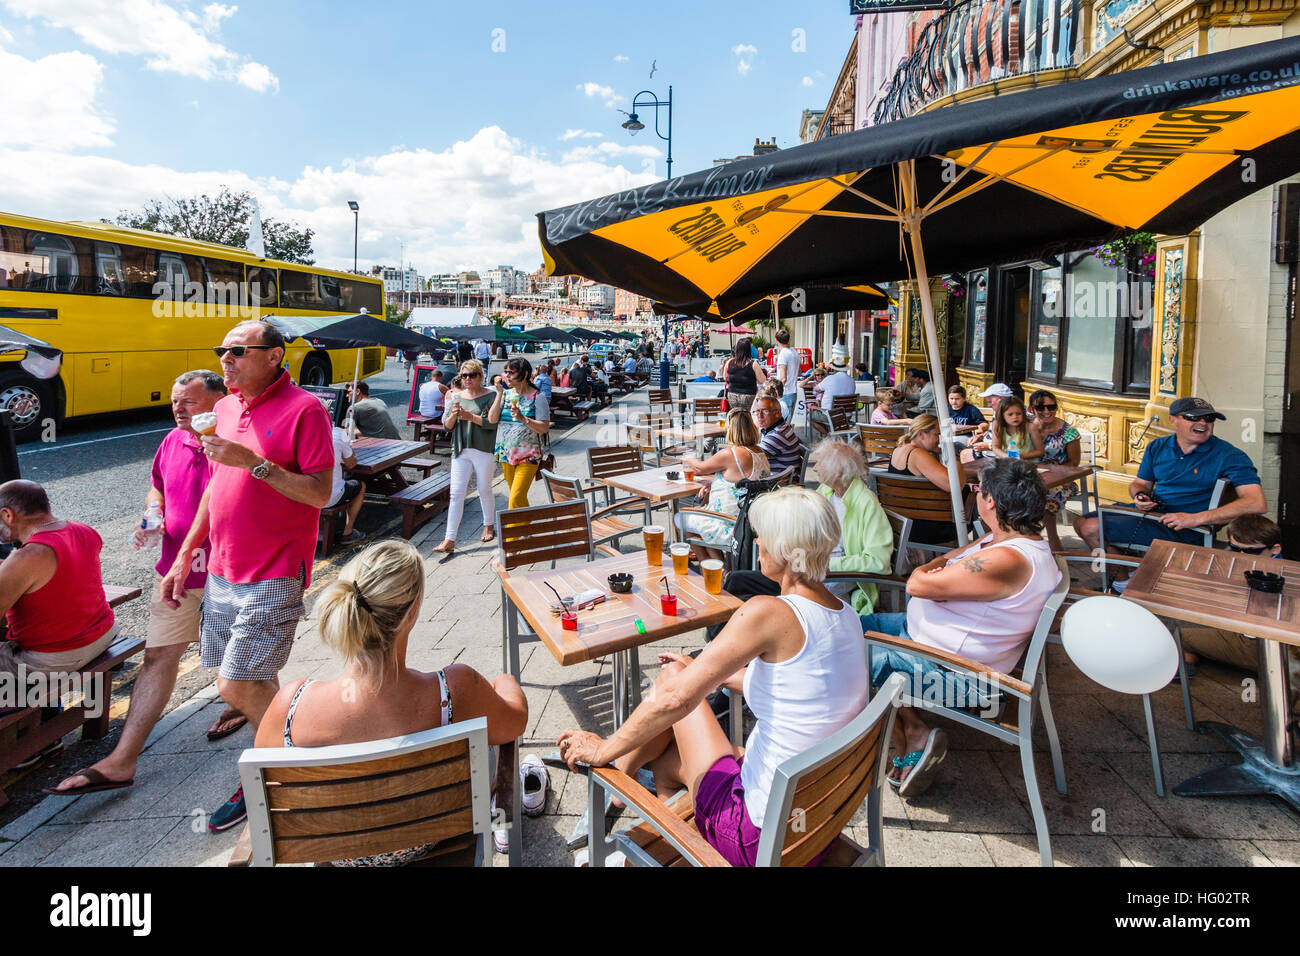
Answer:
[
  {"left": 670, "top": 543, "right": 691, "bottom": 575},
  {"left": 700, "top": 559, "right": 723, "bottom": 595},
  {"left": 643, "top": 525, "right": 665, "bottom": 565}
]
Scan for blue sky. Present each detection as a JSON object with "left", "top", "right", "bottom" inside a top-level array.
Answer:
[{"left": 0, "top": 0, "right": 858, "bottom": 273}]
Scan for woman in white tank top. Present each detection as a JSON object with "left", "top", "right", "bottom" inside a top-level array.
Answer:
[{"left": 557, "top": 486, "right": 869, "bottom": 867}]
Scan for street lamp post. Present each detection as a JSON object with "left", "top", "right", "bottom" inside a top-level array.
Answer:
[
  {"left": 347, "top": 201, "right": 359, "bottom": 273},
  {"left": 621, "top": 86, "right": 674, "bottom": 387}
]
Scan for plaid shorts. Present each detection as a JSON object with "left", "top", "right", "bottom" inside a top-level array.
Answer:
[{"left": 200, "top": 571, "right": 305, "bottom": 681}]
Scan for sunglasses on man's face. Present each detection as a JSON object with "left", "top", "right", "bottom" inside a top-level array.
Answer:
[
  {"left": 1181, "top": 413, "right": 1217, "bottom": 423},
  {"left": 213, "top": 345, "right": 276, "bottom": 358}
]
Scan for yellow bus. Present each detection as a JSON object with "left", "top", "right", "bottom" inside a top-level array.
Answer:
[{"left": 0, "top": 211, "right": 385, "bottom": 441}]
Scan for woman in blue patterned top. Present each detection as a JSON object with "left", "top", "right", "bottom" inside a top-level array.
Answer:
[{"left": 1029, "top": 389, "right": 1080, "bottom": 551}]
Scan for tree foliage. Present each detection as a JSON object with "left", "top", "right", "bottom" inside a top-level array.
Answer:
[
  {"left": 111, "top": 186, "right": 316, "bottom": 264},
  {"left": 384, "top": 303, "right": 410, "bottom": 326}
]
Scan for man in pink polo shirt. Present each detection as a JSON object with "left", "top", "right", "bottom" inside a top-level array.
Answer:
[
  {"left": 51, "top": 370, "right": 228, "bottom": 796},
  {"left": 162, "top": 320, "right": 333, "bottom": 833}
]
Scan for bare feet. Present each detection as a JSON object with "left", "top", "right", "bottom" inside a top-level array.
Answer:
[{"left": 431, "top": 540, "right": 455, "bottom": 555}]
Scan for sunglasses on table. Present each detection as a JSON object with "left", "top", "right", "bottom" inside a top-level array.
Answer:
[
  {"left": 1227, "top": 542, "right": 1271, "bottom": 554},
  {"left": 213, "top": 345, "right": 277, "bottom": 358}
]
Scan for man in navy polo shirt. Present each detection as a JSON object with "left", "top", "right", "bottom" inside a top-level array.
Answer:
[{"left": 1073, "top": 396, "right": 1267, "bottom": 553}]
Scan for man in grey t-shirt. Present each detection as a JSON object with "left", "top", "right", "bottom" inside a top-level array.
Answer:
[{"left": 347, "top": 381, "right": 400, "bottom": 439}]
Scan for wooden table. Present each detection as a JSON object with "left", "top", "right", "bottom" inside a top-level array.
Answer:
[
  {"left": 962, "top": 460, "right": 1092, "bottom": 493},
  {"left": 655, "top": 421, "right": 725, "bottom": 454},
  {"left": 349, "top": 437, "right": 430, "bottom": 496},
  {"left": 1123, "top": 540, "right": 1300, "bottom": 810},
  {"left": 596, "top": 464, "right": 707, "bottom": 539}
]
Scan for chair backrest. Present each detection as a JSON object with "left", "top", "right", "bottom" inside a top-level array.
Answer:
[
  {"left": 858, "top": 423, "right": 906, "bottom": 458},
  {"left": 238, "top": 717, "right": 491, "bottom": 867},
  {"left": 588, "top": 444, "right": 643, "bottom": 480},
  {"left": 810, "top": 407, "right": 831, "bottom": 439},
  {"left": 496, "top": 500, "right": 594, "bottom": 570},
  {"left": 1076, "top": 429, "right": 1097, "bottom": 466},
  {"left": 771, "top": 464, "right": 798, "bottom": 487},
  {"left": 829, "top": 409, "right": 854, "bottom": 433},
  {"left": 637, "top": 410, "right": 675, "bottom": 432},
  {"left": 648, "top": 388, "right": 671, "bottom": 405},
  {"left": 626, "top": 424, "right": 657, "bottom": 457},
  {"left": 872, "top": 472, "right": 956, "bottom": 524},
  {"left": 756, "top": 674, "right": 905, "bottom": 866},
  {"left": 1016, "top": 555, "right": 1074, "bottom": 684},
  {"left": 693, "top": 397, "right": 723, "bottom": 422},
  {"left": 831, "top": 394, "right": 857, "bottom": 417},
  {"left": 538, "top": 469, "right": 583, "bottom": 504}
]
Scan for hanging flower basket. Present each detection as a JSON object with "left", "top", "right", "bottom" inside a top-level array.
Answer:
[
  {"left": 1092, "top": 231, "right": 1157, "bottom": 278},
  {"left": 940, "top": 275, "right": 966, "bottom": 298}
]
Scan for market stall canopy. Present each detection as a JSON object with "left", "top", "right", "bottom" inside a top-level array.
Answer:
[
  {"left": 261, "top": 314, "right": 445, "bottom": 353},
  {"left": 427, "top": 324, "right": 536, "bottom": 343},
  {"left": 528, "top": 326, "right": 585, "bottom": 345},
  {"left": 0, "top": 325, "right": 62, "bottom": 379},
  {"left": 538, "top": 35, "right": 1300, "bottom": 318},
  {"left": 654, "top": 283, "right": 891, "bottom": 323}
]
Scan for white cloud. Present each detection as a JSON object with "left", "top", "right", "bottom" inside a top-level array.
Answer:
[
  {"left": 576, "top": 81, "right": 622, "bottom": 108},
  {"left": 613, "top": 54, "right": 628, "bottom": 62},
  {"left": 559, "top": 129, "right": 603, "bottom": 141},
  {"left": 236, "top": 60, "right": 278, "bottom": 93},
  {"left": 0, "top": 23, "right": 13, "bottom": 44},
  {"left": 0, "top": 126, "right": 658, "bottom": 274},
  {"left": 0, "top": 0, "right": 279, "bottom": 92},
  {"left": 561, "top": 141, "right": 661, "bottom": 164},
  {"left": 802, "top": 75, "right": 813, "bottom": 87},
  {"left": 732, "top": 42, "right": 756, "bottom": 76},
  {"left": 0, "top": 46, "right": 114, "bottom": 148}
]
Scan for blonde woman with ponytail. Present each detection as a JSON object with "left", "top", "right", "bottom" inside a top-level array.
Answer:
[{"left": 255, "top": 540, "right": 528, "bottom": 865}]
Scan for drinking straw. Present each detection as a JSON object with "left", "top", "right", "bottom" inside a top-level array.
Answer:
[
  {"left": 661, "top": 575, "right": 672, "bottom": 598},
  {"left": 545, "top": 581, "right": 568, "bottom": 610}
]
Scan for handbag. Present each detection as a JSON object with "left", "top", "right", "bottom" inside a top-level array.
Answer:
[{"left": 720, "top": 360, "right": 730, "bottom": 412}]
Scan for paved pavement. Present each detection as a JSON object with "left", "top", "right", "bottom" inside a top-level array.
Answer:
[{"left": 2, "top": 379, "right": 1298, "bottom": 867}]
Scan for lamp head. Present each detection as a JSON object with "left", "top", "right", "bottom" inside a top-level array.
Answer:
[
  {"left": 347, "top": 200, "right": 359, "bottom": 211},
  {"left": 621, "top": 113, "right": 644, "bottom": 132}
]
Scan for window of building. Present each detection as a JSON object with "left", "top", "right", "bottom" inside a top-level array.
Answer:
[
  {"left": 1028, "top": 250, "right": 1153, "bottom": 395},
  {"left": 965, "top": 270, "right": 989, "bottom": 367}
]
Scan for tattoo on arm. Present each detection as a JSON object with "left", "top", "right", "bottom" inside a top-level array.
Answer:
[{"left": 962, "top": 556, "right": 987, "bottom": 573}]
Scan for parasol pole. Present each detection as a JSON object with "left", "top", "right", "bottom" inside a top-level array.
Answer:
[
  {"left": 345, "top": 346, "right": 361, "bottom": 435},
  {"left": 900, "top": 160, "right": 969, "bottom": 545}
]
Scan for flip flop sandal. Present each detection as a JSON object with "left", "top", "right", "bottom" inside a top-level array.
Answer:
[
  {"left": 889, "top": 752, "right": 921, "bottom": 790},
  {"left": 15, "top": 740, "right": 64, "bottom": 771},
  {"left": 207, "top": 709, "right": 249, "bottom": 742},
  {"left": 43, "top": 767, "right": 133, "bottom": 796},
  {"left": 899, "top": 729, "right": 948, "bottom": 799}
]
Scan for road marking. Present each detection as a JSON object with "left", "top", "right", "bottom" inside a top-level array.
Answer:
[{"left": 18, "top": 425, "right": 173, "bottom": 455}]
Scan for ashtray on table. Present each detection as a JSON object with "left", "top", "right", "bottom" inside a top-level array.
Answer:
[
  {"left": 1244, "top": 570, "right": 1285, "bottom": 593},
  {"left": 608, "top": 573, "right": 633, "bottom": 593}
]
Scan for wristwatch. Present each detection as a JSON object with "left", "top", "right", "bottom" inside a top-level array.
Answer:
[{"left": 251, "top": 459, "right": 272, "bottom": 480}]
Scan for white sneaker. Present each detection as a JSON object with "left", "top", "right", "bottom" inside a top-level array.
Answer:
[
  {"left": 520, "top": 754, "right": 549, "bottom": 818},
  {"left": 490, "top": 796, "right": 509, "bottom": 854},
  {"left": 574, "top": 847, "right": 627, "bottom": 867}
]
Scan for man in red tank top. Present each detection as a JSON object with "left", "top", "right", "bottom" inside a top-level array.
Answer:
[{"left": 0, "top": 480, "right": 116, "bottom": 676}]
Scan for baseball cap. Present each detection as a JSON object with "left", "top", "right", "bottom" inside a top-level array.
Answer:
[
  {"left": 979, "top": 383, "right": 1014, "bottom": 398},
  {"left": 1169, "top": 396, "right": 1226, "bottom": 420}
]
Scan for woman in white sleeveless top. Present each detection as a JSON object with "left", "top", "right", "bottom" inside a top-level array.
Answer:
[
  {"left": 557, "top": 486, "right": 869, "bottom": 867},
  {"left": 858, "top": 457, "right": 1062, "bottom": 798}
]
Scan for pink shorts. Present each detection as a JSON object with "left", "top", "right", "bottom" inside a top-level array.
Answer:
[{"left": 693, "top": 755, "right": 762, "bottom": 867}]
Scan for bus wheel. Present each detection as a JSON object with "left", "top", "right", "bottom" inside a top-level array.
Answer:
[
  {"left": 0, "top": 371, "right": 57, "bottom": 444},
  {"left": 299, "top": 353, "right": 331, "bottom": 387}
]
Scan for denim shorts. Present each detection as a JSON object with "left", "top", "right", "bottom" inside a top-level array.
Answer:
[
  {"left": 1091, "top": 506, "right": 1206, "bottom": 551},
  {"left": 859, "top": 612, "right": 997, "bottom": 712}
]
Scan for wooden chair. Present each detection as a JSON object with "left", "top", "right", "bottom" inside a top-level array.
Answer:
[
  {"left": 632, "top": 411, "right": 688, "bottom": 465},
  {"left": 648, "top": 388, "right": 673, "bottom": 415},
  {"left": 233, "top": 717, "right": 494, "bottom": 867},
  {"left": 857, "top": 423, "right": 906, "bottom": 467},
  {"left": 871, "top": 472, "right": 973, "bottom": 575},
  {"left": 539, "top": 469, "right": 642, "bottom": 549},
  {"left": 586, "top": 673, "right": 907, "bottom": 867},
  {"left": 831, "top": 394, "right": 859, "bottom": 420},
  {"left": 692, "top": 397, "right": 723, "bottom": 423},
  {"left": 809, "top": 407, "right": 856, "bottom": 443},
  {"left": 863, "top": 557, "right": 1072, "bottom": 866},
  {"left": 1095, "top": 478, "right": 1233, "bottom": 562}
]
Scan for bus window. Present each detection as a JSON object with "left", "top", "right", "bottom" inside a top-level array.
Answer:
[
  {"left": 279, "top": 268, "right": 323, "bottom": 310},
  {"left": 158, "top": 252, "right": 187, "bottom": 300},
  {"left": 94, "top": 243, "right": 124, "bottom": 295},
  {"left": 120, "top": 243, "right": 157, "bottom": 297},
  {"left": 343, "top": 278, "right": 381, "bottom": 314},
  {"left": 204, "top": 257, "right": 245, "bottom": 309},
  {"left": 247, "top": 266, "right": 277, "bottom": 308},
  {"left": 318, "top": 274, "right": 344, "bottom": 310},
  {"left": 30, "top": 232, "right": 82, "bottom": 293}
]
